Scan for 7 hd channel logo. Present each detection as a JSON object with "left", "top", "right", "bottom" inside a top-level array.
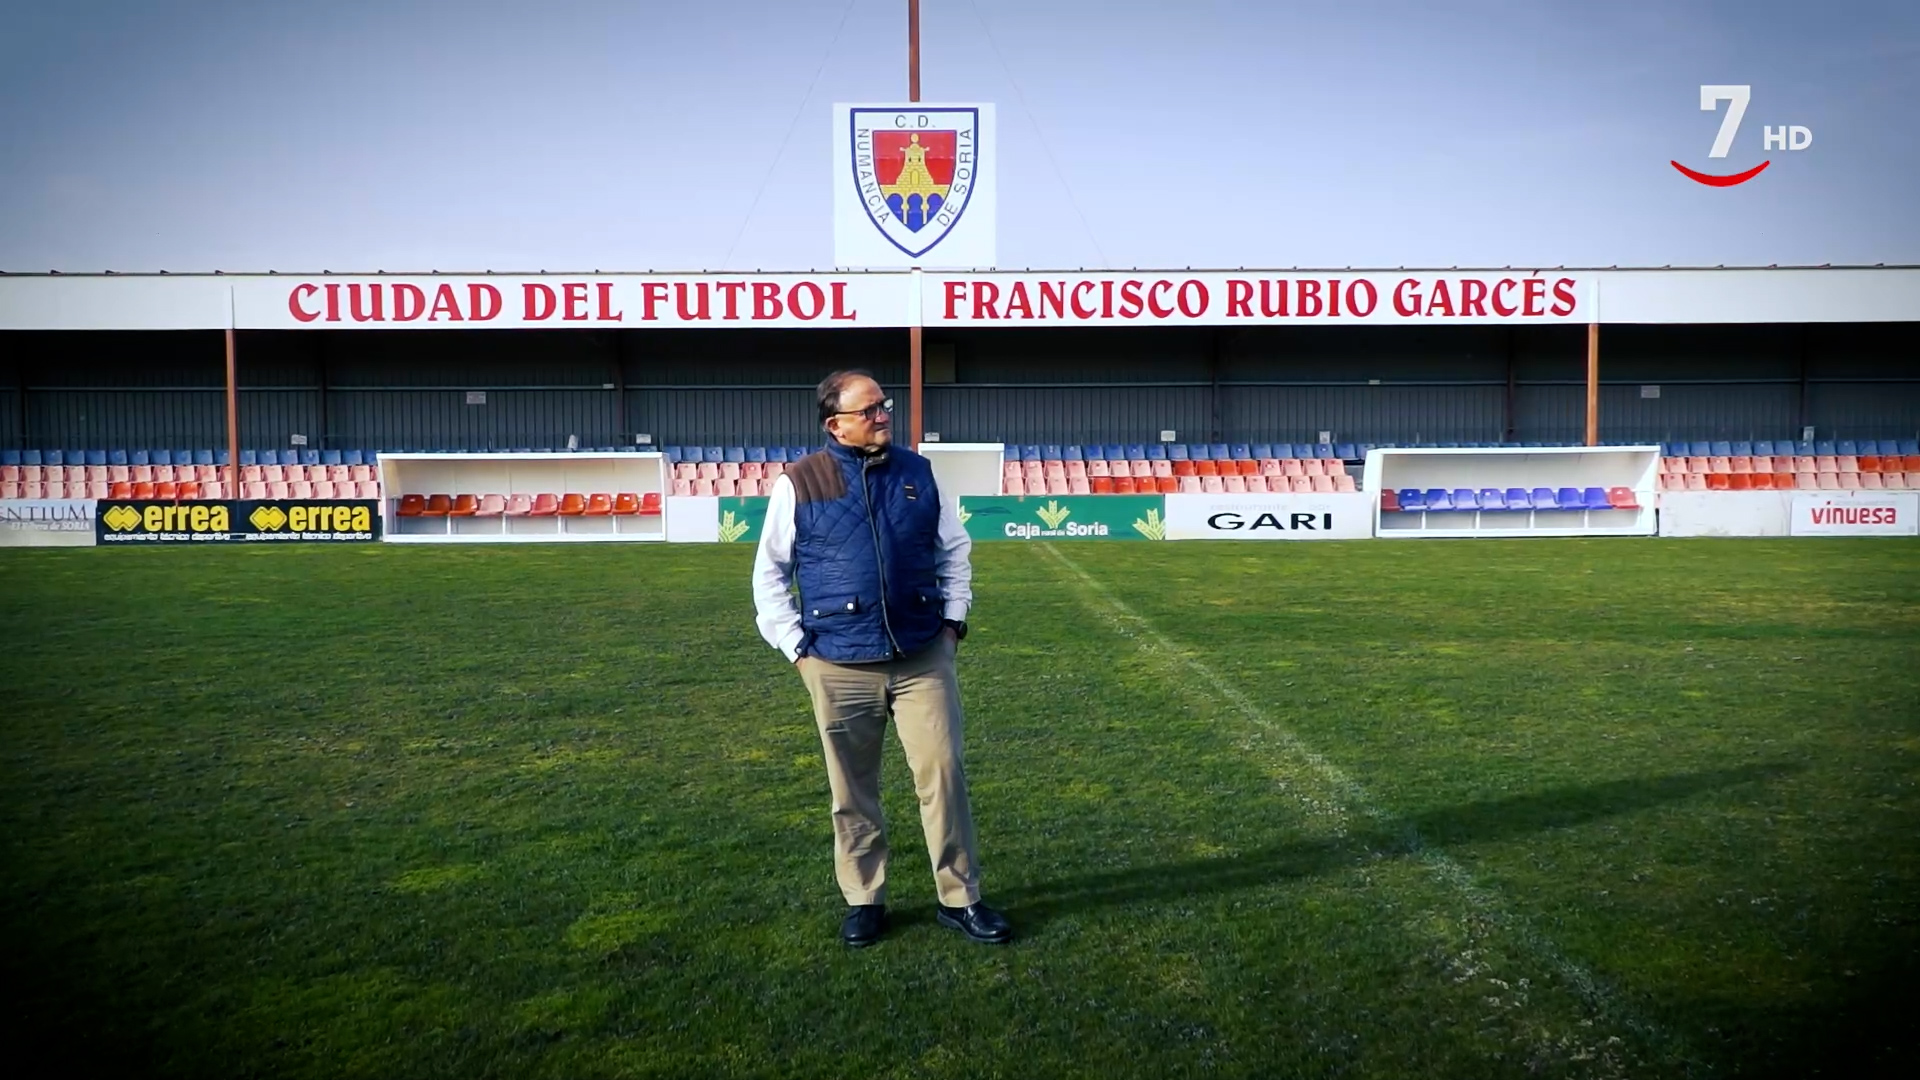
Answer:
[{"left": 1671, "top": 85, "right": 1811, "bottom": 187}]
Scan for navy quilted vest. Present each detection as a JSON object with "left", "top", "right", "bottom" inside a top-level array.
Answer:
[{"left": 792, "top": 441, "right": 945, "bottom": 663}]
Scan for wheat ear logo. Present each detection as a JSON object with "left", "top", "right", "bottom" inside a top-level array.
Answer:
[
  {"left": 1036, "top": 501, "right": 1072, "bottom": 530},
  {"left": 717, "top": 510, "right": 750, "bottom": 543},
  {"left": 1131, "top": 508, "right": 1165, "bottom": 540},
  {"left": 956, "top": 503, "right": 972, "bottom": 526}
]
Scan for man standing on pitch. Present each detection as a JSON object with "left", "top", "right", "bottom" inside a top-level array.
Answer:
[{"left": 751, "top": 370, "right": 1011, "bottom": 948}]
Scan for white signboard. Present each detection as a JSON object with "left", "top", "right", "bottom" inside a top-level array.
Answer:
[
  {"left": 0, "top": 499, "right": 97, "bottom": 547},
  {"left": 1164, "top": 493, "right": 1374, "bottom": 541},
  {"left": 1789, "top": 494, "right": 1918, "bottom": 536},
  {"left": 834, "top": 103, "right": 996, "bottom": 269}
]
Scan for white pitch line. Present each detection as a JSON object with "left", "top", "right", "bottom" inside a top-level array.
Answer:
[{"left": 1035, "top": 542, "right": 1690, "bottom": 1078}]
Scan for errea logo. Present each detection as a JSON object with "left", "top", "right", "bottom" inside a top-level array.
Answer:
[
  {"left": 249, "top": 505, "right": 288, "bottom": 531},
  {"left": 1672, "top": 85, "right": 1811, "bottom": 187},
  {"left": 102, "top": 505, "right": 143, "bottom": 531}
]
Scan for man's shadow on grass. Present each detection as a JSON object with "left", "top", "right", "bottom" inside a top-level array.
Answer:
[{"left": 997, "top": 762, "right": 1801, "bottom": 929}]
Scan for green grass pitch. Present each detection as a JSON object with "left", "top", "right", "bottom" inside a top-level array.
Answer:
[{"left": 1, "top": 538, "right": 1916, "bottom": 1078}]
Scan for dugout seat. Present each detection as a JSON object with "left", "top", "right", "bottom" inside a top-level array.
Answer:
[
  {"left": 421, "top": 494, "right": 452, "bottom": 515},
  {"left": 611, "top": 492, "right": 640, "bottom": 514},
  {"left": 397, "top": 494, "right": 427, "bottom": 517},
  {"left": 584, "top": 493, "right": 613, "bottom": 515},
  {"left": 472, "top": 494, "right": 506, "bottom": 516},
  {"left": 528, "top": 493, "right": 560, "bottom": 515},
  {"left": 557, "top": 493, "right": 587, "bottom": 515},
  {"left": 448, "top": 494, "right": 479, "bottom": 516}
]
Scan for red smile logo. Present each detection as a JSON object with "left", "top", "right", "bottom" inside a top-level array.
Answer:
[{"left": 1673, "top": 85, "right": 1808, "bottom": 188}]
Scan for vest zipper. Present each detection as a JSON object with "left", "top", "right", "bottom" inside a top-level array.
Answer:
[{"left": 861, "top": 455, "right": 903, "bottom": 658}]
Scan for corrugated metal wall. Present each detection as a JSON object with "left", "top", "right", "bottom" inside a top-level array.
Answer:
[{"left": 4, "top": 323, "right": 1915, "bottom": 451}]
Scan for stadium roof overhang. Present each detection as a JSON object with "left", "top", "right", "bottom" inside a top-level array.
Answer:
[{"left": 1, "top": 265, "right": 1916, "bottom": 331}]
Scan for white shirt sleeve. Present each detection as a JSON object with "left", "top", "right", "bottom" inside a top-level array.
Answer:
[
  {"left": 751, "top": 474, "right": 807, "bottom": 661},
  {"left": 936, "top": 487, "right": 973, "bottom": 623}
]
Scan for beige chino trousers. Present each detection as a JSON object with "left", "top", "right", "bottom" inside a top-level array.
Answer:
[{"left": 797, "top": 632, "right": 980, "bottom": 909}]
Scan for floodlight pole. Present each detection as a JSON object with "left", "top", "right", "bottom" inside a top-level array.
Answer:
[
  {"left": 907, "top": 0, "right": 924, "bottom": 448},
  {"left": 1585, "top": 322, "right": 1600, "bottom": 446}
]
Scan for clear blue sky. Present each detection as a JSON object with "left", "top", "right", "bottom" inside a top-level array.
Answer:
[{"left": 1, "top": 0, "right": 1914, "bottom": 272}]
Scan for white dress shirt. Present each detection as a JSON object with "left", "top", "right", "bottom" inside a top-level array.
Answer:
[{"left": 752, "top": 470, "right": 973, "bottom": 661}]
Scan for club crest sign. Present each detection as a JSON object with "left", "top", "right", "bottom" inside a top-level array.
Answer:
[{"left": 834, "top": 103, "right": 996, "bottom": 269}]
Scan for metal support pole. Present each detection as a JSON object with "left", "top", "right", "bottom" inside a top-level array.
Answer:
[
  {"left": 906, "top": 0, "right": 923, "bottom": 447},
  {"left": 1585, "top": 323, "right": 1600, "bottom": 446},
  {"left": 225, "top": 329, "right": 240, "bottom": 491}
]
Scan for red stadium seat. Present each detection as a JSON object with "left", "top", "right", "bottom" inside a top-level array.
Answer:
[
  {"left": 1747, "top": 473, "right": 1773, "bottom": 490},
  {"left": 472, "top": 495, "right": 506, "bottom": 516},
  {"left": 1090, "top": 476, "right": 1114, "bottom": 494},
  {"left": 672, "top": 478, "right": 693, "bottom": 496},
  {"left": 1194, "top": 459, "right": 1218, "bottom": 477},
  {"left": 1177, "top": 476, "right": 1202, "bottom": 493},
  {"left": 529, "top": 493, "right": 560, "bottom": 515},
  {"left": 1836, "top": 455, "right": 1859, "bottom": 473},
  {"left": 1380, "top": 489, "right": 1402, "bottom": 512},
  {"left": 1236, "top": 459, "right": 1259, "bottom": 476},
  {"left": 1200, "top": 476, "right": 1224, "bottom": 493},
  {"left": 155, "top": 481, "right": 179, "bottom": 500},
  {"left": 109, "top": 481, "right": 133, "bottom": 498},
  {"left": 176, "top": 481, "right": 200, "bottom": 500},
  {"left": 640, "top": 492, "right": 663, "bottom": 515},
  {"left": 1156, "top": 477, "right": 1178, "bottom": 493},
  {"left": 584, "top": 493, "right": 613, "bottom": 515},
  {"left": 1728, "top": 456, "right": 1752, "bottom": 473},
  {"left": 1333, "top": 473, "right": 1357, "bottom": 493},
  {"left": 1112, "top": 476, "right": 1136, "bottom": 494},
  {"left": 1244, "top": 476, "right": 1268, "bottom": 493},
  {"left": 1607, "top": 487, "right": 1639, "bottom": 509},
  {"left": 448, "top": 494, "right": 479, "bottom": 516},
  {"left": 1772, "top": 472, "right": 1794, "bottom": 490},
  {"left": 1171, "top": 460, "right": 1196, "bottom": 477},
  {"left": 396, "top": 494, "right": 426, "bottom": 516},
  {"left": 1859, "top": 472, "right": 1884, "bottom": 490},
  {"left": 558, "top": 493, "right": 587, "bottom": 515},
  {"left": 611, "top": 492, "right": 640, "bottom": 514},
  {"left": 504, "top": 494, "right": 534, "bottom": 516},
  {"left": 1222, "top": 475, "right": 1245, "bottom": 493},
  {"left": 1727, "top": 473, "right": 1751, "bottom": 490}
]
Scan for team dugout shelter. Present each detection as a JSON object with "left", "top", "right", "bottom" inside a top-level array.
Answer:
[{"left": 1, "top": 267, "right": 1916, "bottom": 491}]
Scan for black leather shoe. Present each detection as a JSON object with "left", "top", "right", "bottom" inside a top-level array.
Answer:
[
  {"left": 936, "top": 901, "right": 1012, "bottom": 944},
  {"left": 841, "top": 904, "right": 887, "bottom": 948}
]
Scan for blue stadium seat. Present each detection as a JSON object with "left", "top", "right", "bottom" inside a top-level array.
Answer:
[
  {"left": 84, "top": 449, "right": 106, "bottom": 466},
  {"left": 238, "top": 450, "right": 256, "bottom": 466},
  {"left": 127, "top": 449, "right": 147, "bottom": 466},
  {"left": 766, "top": 446, "right": 787, "bottom": 463},
  {"left": 1125, "top": 444, "right": 1146, "bottom": 461},
  {"left": 1557, "top": 487, "right": 1584, "bottom": 509},
  {"left": 1063, "top": 445, "right": 1082, "bottom": 461},
  {"left": 1013, "top": 444, "right": 1034, "bottom": 462},
  {"left": 1185, "top": 443, "right": 1208, "bottom": 460},
  {"left": 664, "top": 446, "right": 684, "bottom": 463},
  {"left": 1899, "top": 439, "right": 1920, "bottom": 455},
  {"left": 700, "top": 446, "right": 721, "bottom": 464},
  {"left": 1314, "top": 445, "right": 1338, "bottom": 459},
  {"left": 299, "top": 449, "right": 319, "bottom": 465},
  {"left": 1504, "top": 487, "right": 1532, "bottom": 509},
  {"left": 22, "top": 449, "right": 42, "bottom": 466},
  {"left": 1451, "top": 488, "right": 1479, "bottom": 510},
  {"left": 214, "top": 450, "right": 230, "bottom": 466},
  {"left": 1814, "top": 440, "right": 1836, "bottom": 456},
  {"left": 193, "top": 449, "right": 213, "bottom": 466},
  {"left": 1144, "top": 443, "right": 1165, "bottom": 460},
  {"left": 680, "top": 446, "right": 703, "bottom": 464},
  {"left": 1208, "top": 443, "right": 1230, "bottom": 460},
  {"left": 1729, "top": 441, "right": 1751, "bottom": 457},
  {"left": 1583, "top": 487, "right": 1612, "bottom": 510},
  {"left": 1249, "top": 443, "right": 1272, "bottom": 460},
  {"left": 1751, "top": 440, "right": 1775, "bottom": 456},
  {"left": 1478, "top": 488, "right": 1508, "bottom": 510},
  {"left": 149, "top": 449, "right": 172, "bottom": 465},
  {"left": 1334, "top": 443, "right": 1358, "bottom": 460},
  {"left": 1424, "top": 488, "right": 1455, "bottom": 511},
  {"left": 0, "top": 450, "right": 18, "bottom": 466},
  {"left": 1835, "top": 439, "right": 1857, "bottom": 456},
  {"left": 723, "top": 447, "right": 745, "bottom": 463},
  {"left": 65, "top": 449, "right": 85, "bottom": 466},
  {"left": 1397, "top": 488, "right": 1427, "bottom": 511},
  {"left": 106, "top": 448, "right": 127, "bottom": 466},
  {"left": 745, "top": 446, "right": 767, "bottom": 463},
  {"left": 1854, "top": 439, "right": 1880, "bottom": 456},
  {"left": 1683, "top": 441, "right": 1708, "bottom": 457},
  {"left": 1658, "top": 441, "right": 1681, "bottom": 457},
  {"left": 1042, "top": 444, "right": 1062, "bottom": 461},
  {"left": 1100, "top": 444, "right": 1122, "bottom": 461},
  {"left": 321, "top": 449, "right": 342, "bottom": 466},
  {"left": 1001, "top": 445, "right": 1021, "bottom": 462},
  {"left": 43, "top": 449, "right": 63, "bottom": 466},
  {"left": 349, "top": 449, "right": 370, "bottom": 466},
  {"left": 1709, "top": 441, "right": 1731, "bottom": 457},
  {"left": 1168, "top": 443, "right": 1188, "bottom": 461},
  {"left": 1228, "top": 443, "right": 1250, "bottom": 460},
  {"left": 1528, "top": 487, "right": 1556, "bottom": 509}
]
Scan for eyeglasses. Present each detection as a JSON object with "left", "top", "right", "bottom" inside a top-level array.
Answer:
[{"left": 833, "top": 397, "right": 893, "bottom": 421}]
